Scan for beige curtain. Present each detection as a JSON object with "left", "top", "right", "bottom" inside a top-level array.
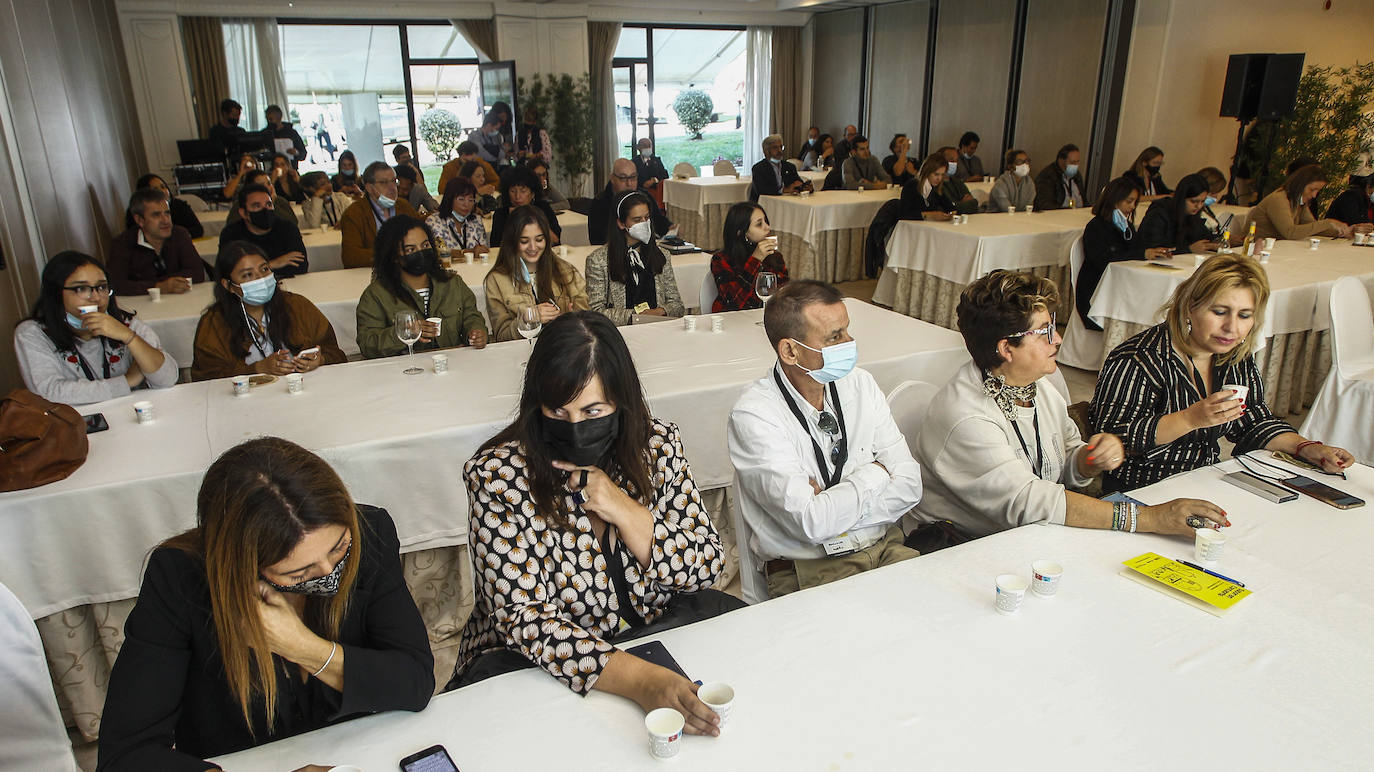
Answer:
[
  {"left": 451, "top": 18, "right": 498, "bottom": 63},
  {"left": 588, "top": 22, "right": 622, "bottom": 193},
  {"left": 770, "top": 26, "right": 804, "bottom": 153},
  {"left": 180, "top": 16, "right": 229, "bottom": 137}
]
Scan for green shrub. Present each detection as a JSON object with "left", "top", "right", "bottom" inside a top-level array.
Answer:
[{"left": 672, "top": 89, "right": 714, "bottom": 140}]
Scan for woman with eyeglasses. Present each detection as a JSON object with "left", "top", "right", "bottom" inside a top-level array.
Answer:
[
  {"left": 14, "top": 251, "right": 178, "bottom": 405},
  {"left": 912, "top": 269, "right": 1228, "bottom": 539},
  {"left": 426, "top": 177, "right": 489, "bottom": 255},
  {"left": 585, "top": 191, "right": 685, "bottom": 326},
  {"left": 96, "top": 437, "right": 434, "bottom": 771},
  {"left": 1090, "top": 254, "right": 1353, "bottom": 492},
  {"left": 191, "top": 241, "right": 346, "bottom": 381}
]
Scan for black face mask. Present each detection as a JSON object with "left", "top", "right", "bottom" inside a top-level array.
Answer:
[
  {"left": 541, "top": 411, "right": 621, "bottom": 467},
  {"left": 248, "top": 208, "right": 275, "bottom": 230},
  {"left": 1148, "top": 165, "right": 1162, "bottom": 175},
  {"left": 228, "top": 116, "right": 240, "bottom": 126},
  {"left": 400, "top": 248, "right": 436, "bottom": 276}
]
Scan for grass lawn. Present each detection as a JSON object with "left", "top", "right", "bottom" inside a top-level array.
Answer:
[{"left": 625, "top": 131, "right": 745, "bottom": 172}]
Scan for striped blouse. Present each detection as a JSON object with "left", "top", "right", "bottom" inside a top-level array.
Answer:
[{"left": 1089, "top": 323, "right": 1293, "bottom": 491}]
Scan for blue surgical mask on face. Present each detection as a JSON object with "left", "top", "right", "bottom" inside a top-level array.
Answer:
[
  {"left": 66, "top": 312, "right": 86, "bottom": 329},
  {"left": 947, "top": 162, "right": 958, "bottom": 175},
  {"left": 1065, "top": 164, "right": 1079, "bottom": 178},
  {"left": 791, "top": 339, "right": 858, "bottom": 384},
  {"left": 1203, "top": 196, "right": 1217, "bottom": 207},
  {"left": 770, "top": 156, "right": 781, "bottom": 165},
  {"left": 237, "top": 274, "right": 277, "bottom": 306},
  {"left": 1112, "top": 208, "right": 1131, "bottom": 233}
]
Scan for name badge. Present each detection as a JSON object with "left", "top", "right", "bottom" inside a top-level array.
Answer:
[
  {"left": 633, "top": 301, "right": 651, "bottom": 314},
  {"left": 822, "top": 532, "right": 859, "bottom": 556}
]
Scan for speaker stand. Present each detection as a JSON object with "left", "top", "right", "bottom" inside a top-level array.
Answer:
[{"left": 1226, "top": 117, "right": 1251, "bottom": 206}]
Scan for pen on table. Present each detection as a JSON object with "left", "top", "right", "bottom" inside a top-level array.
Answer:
[{"left": 1179, "top": 559, "right": 1245, "bottom": 587}]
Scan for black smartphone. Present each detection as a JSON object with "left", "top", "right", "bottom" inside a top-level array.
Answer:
[
  {"left": 82, "top": 413, "right": 109, "bottom": 434},
  {"left": 625, "top": 640, "right": 691, "bottom": 681},
  {"left": 399, "top": 744, "right": 459, "bottom": 772},
  {"left": 1280, "top": 475, "right": 1366, "bottom": 509}
]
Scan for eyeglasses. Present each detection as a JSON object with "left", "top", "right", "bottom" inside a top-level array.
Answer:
[
  {"left": 63, "top": 284, "right": 112, "bottom": 299},
  {"left": 1006, "top": 313, "right": 1056, "bottom": 343},
  {"left": 818, "top": 411, "right": 843, "bottom": 465}
]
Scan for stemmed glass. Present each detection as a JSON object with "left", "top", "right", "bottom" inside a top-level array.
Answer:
[
  {"left": 394, "top": 310, "right": 423, "bottom": 374},
  {"left": 754, "top": 271, "right": 778, "bottom": 324},
  {"left": 517, "top": 305, "right": 543, "bottom": 348}
]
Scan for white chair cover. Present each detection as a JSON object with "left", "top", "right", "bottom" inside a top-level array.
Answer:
[
  {"left": 730, "top": 480, "right": 770, "bottom": 605},
  {"left": 699, "top": 270, "right": 719, "bottom": 314},
  {"left": 0, "top": 581, "right": 79, "bottom": 771},
  {"left": 1057, "top": 236, "right": 1105, "bottom": 371},
  {"left": 671, "top": 162, "right": 696, "bottom": 180},
  {"left": 885, "top": 380, "right": 939, "bottom": 444},
  {"left": 1301, "top": 276, "right": 1374, "bottom": 464},
  {"left": 180, "top": 192, "right": 210, "bottom": 212},
  {"left": 712, "top": 160, "right": 739, "bottom": 178}
]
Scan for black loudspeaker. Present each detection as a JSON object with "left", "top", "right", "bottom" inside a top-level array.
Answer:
[{"left": 1220, "top": 53, "right": 1305, "bottom": 121}]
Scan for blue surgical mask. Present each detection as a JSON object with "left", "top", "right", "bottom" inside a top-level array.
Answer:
[
  {"left": 947, "top": 162, "right": 958, "bottom": 175},
  {"left": 791, "top": 339, "right": 858, "bottom": 384},
  {"left": 66, "top": 312, "right": 86, "bottom": 329},
  {"left": 1203, "top": 196, "right": 1217, "bottom": 207},
  {"left": 375, "top": 194, "right": 397, "bottom": 209},
  {"left": 1112, "top": 208, "right": 1131, "bottom": 233},
  {"left": 770, "top": 156, "right": 782, "bottom": 165},
  {"left": 237, "top": 274, "right": 277, "bottom": 306},
  {"left": 1065, "top": 164, "right": 1079, "bottom": 178}
]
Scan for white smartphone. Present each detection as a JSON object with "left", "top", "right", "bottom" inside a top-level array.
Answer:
[{"left": 295, "top": 346, "right": 320, "bottom": 358}]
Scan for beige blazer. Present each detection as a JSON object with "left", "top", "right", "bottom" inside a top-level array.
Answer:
[
  {"left": 1248, "top": 189, "right": 1342, "bottom": 241},
  {"left": 483, "top": 257, "right": 590, "bottom": 341}
]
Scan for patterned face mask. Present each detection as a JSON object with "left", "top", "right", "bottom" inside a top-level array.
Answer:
[{"left": 265, "top": 545, "right": 350, "bottom": 596}]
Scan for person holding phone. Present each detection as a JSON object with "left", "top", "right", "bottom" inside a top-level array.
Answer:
[
  {"left": 585, "top": 191, "right": 685, "bottom": 326},
  {"left": 450, "top": 311, "right": 741, "bottom": 738},
  {"left": 1137, "top": 174, "right": 1223, "bottom": 255},
  {"left": 1090, "top": 253, "right": 1354, "bottom": 491},
  {"left": 355, "top": 215, "right": 487, "bottom": 359},
  {"left": 1075, "top": 177, "right": 1173, "bottom": 331},
  {"left": 14, "top": 251, "right": 178, "bottom": 405},
  {"left": 191, "top": 241, "right": 346, "bottom": 381},
  {"left": 96, "top": 438, "right": 434, "bottom": 771},
  {"left": 483, "top": 206, "right": 589, "bottom": 342}
]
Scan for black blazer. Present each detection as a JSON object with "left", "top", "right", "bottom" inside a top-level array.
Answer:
[
  {"left": 588, "top": 184, "right": 672, "bottom": 245},
  {"left": 1077, "top": 216, "right": 1148, "bottom": 331},
  {"left": 1325, "top": 187, "right": 1373, "bottom": 226},
  {"left": 634, "top": 155, "right": 670, "bottom": 188},
  {"left": 900, "top": 179, "right": 953, "bottom": 219},
  {"left": 749, "top": 158, "right": 803, "bottom": 198},
  {"left": 490, "top": 199, "right": 561, "bottom": 247},
  {"left": 1123, "top": 169, "right": 1172, "bottom": 197},
  {"left": 1137, "top": 199, "right": 1211, "bottom": 253},
  {"left": 96, "top": 505, "right": 433, "bottom": 772}
]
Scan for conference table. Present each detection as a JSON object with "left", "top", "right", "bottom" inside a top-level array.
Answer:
[
  {"left": 2, "top": 299, "right": 970, "bottom": 741},
  {"left": 664, "top": 171, "right": 829, "bottom": 252},
  {"left": 1088, "top": 238, "right": 1374, "bottom": 415},
  {"left": 125, "top": 245, "right": 710, "bottom": 363},
  {"left": 213, "top": 457, "right": 1374, "bottom": 770}
]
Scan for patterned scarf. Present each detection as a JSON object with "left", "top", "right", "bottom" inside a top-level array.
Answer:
[{"left": 982, "top": 370, "right": 1038, "bottom": 422}]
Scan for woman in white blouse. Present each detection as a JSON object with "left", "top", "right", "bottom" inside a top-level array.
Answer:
[
  {"left": 14, "top": 251, "right": 177, "bottom": 405},
  {"left": 911, "top": 269, "right": 1227, "bottom": 539}
]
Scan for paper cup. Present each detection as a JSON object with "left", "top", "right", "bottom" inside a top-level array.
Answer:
[
  {"left": 427, "top": 316, "right": 442, "bottom": 337},
  {"left": 231, "top": 375, "right": 250, "bottom": 396},
  {"left": 1223, "top": 383, "right": 1248, "bottom": 406},
  {"left": 1355, "top": 233, "right": 1368, "bottom": 246},
  {"left": 559, "top": 244, "right": 569, "bottom": 258},
  {"left": 995, "top": 574, "right": 1029, "bottom": 614},
  {"left": 133, "top": 401, "right": 154, "bottom": 424},
  {"left": 1309, "top": 238, "right": 1320, "bottom": 250},
  {"left": 285, "top": 373, "right": 303, "bottom": 394},
  {"left": 1259, "top": 250, "right": 1271, "bottom": 264},
  {"left": 1195, "top": 527, "right": 1227, "bottom": 563},
  {"left": 683, "top": 316, "right": 697, "bottom": 331},
  {"left": 697, "top": 681, "right": 735, "bottom": 731},
  {"left": 1024, "top": 205, "right": 1033, "bottom": 213},
  {"left": 77, "top": 305, "right": 98, "bottom": 315},
  {"left": 463, "top": 250, "right": 474, "bottom": 264},
  {"left": 645, "top": 707, "right": 685, "bottom": 760},
  {"left": 147, "top": 288, "right": 162, "bottom": 302},
  {"left": 1007, "top": 206, "right": 1015, "bottom": 214},
  {"left": 1263, "top": 237, "right": 1276, "bottom": 250},
  {"left": 711, "top": 316, "right": 724, "bottom": 333},
  {"left": 1030, "top": 560, "right": 1063, "bottom": 597},
  {"left": 432, "top": 353, "right": 449, "bottom": 374}
]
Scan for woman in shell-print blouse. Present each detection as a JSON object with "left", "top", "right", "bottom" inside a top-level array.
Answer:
[{"left": 453, "top": 310, "right": 728, "bottom": 738}]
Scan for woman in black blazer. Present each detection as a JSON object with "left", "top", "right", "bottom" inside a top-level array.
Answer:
[
  {"left": 899, "top": 154, "right": 957, "bottom": 222},
  {"left": 490, "top": 165, "right": 561, "bottom": 247},
  {"left": 97, "top": 437, "right": 434, "bottom": 771},
  {"left": 1324, "top": 173, "right": 1374, "bottom": 231},
  {"left": 1076, "top": 177, "right": 1172, "bottom": 330},
  {"left": 1137, "top": 173, "right": 1219, "bottom": 255},
  {"left": 1121, "top": 146, "right": 1171, "bottom": 201}
]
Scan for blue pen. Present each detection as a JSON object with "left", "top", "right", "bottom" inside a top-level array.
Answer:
[{"left": 1179, "top": 559, "right": 1245, "bottom": 587}]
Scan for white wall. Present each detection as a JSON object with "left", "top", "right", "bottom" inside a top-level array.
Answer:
[
  {"left": 1115, "top": 0, "right": 1374, "bottom": 182},
  {"left": 495, "top": 15, "right": 590, "bottom": 80}
]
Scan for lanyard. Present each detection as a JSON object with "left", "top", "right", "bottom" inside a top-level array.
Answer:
[
  {"left": 324, "top": 197, "right": 337, "bottom": 225},
  {"left": 1010, "top": 405, "right": 1045, "bottom": 480},
  {"left": 773, "top": 369, "right": 848, "bottom": 489},
  {"left": 72, "top": 338, "right": 112, "bottom": 381},
  {"left": 240, "top": 304, "right": 274, "bottom": 360},
  {"left": 598, "top": 524, "right": 646, "bottom": 634}
]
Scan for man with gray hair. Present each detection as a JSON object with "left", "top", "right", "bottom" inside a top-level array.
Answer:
[
  {"left": 340, "top": 160, "right": 419, "bottom": 268},
  {"left": 727, "top": 279, "right": 923, "bottom": 600},
  {"left": 107, "top": 188, "right": 204, "bottom": 296},
  {"left": 750, "top": 133, "right": 810, "bottom": 199}
]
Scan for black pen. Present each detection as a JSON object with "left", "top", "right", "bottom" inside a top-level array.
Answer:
[{"left": 1179, "top": 559, "right": 1245, "bottom": 587}]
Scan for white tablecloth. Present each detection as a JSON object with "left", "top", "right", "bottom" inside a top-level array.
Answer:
[
  {"left": 214, "top": 459, "right": 1374, "bottom": 771},
  {"left": 197, "top": 208, "right": 229, "bottom": 238},
  {"left": 119, "top": 247, "right": 713, "bottom": 363},
  {"left": 756, "top": 188, "right": 901, "bottom": 282},
  {"left": 0, "top": 299, "right": 967, "bottom": 619}
]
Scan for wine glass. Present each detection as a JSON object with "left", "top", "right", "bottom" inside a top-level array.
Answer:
[
  {"left": 754, "top": 271, "right": 778, "bottom": 324},
  {"left": 394, "top": 310, "right": 423, "bottom": 374},
  {"left": 517, "top": 305, "right": 543, "bottom": 348}
]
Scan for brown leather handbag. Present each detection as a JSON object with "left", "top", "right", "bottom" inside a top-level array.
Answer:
[{"left": 0, "top": 389, "right": 89, "bottom": 491}]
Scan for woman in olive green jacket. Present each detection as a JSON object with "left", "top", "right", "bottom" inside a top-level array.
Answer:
[{"left": 356, "top": 215, "right": 488, "bottom": 359}]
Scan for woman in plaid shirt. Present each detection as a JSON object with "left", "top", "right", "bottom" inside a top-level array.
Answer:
[{"left": 710, "top": 202, "right": 789, "bottom": 312}]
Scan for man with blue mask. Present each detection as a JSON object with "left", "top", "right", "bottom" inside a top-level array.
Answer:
[
  {"left": 339, "top": 161, "right": 419, "bottom": 269},
  {"left": 466, "top": 112, "right": 509, "bottom": 166},
  {"left": 217, "top": 184, "right": 309, "bottom": 278},
  {"left": 750, "top": 133, "right": 811, "bottom": 199},
  {"left": 1034, "top": 143, "right": 1087, "bottom": 210},
  {"left": 728, "top": 280, "right": 923, "bottom": 600},
  {"left": 939, "top": 146, "right": 980, "bottom": 215}
]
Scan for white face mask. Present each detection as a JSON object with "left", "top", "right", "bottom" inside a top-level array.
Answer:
[
  {"left": 627, "top": 220, "right": 653, "bottom": 243},
  {"left": 639, "top": 148, "right": 652, "bottom": 158},
  {"left": 1014, "top": 163, "right": 1030, "bottom": 178}
]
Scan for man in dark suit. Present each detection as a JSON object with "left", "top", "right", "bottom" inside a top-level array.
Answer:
[
  {"left": 1033, "top": 143, "right": 1089, "bottom": 211},
  {"left": 750, "top": 134, "right": 811, "bottom": 200},
  {"left": 633, "top": 138, "right": 670, "bottom": 192}
]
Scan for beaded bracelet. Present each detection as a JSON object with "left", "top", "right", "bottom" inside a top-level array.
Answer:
[
  {"left": 1112, "top": 501, "right": 1126, "bottom": 531},
  {"left": 1128, "top": 502, "right": 1138, "bottom": 533}
]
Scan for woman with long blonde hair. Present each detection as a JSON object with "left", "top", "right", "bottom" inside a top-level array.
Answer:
[{"left": 97, "top": 438, "right": 433, "bottom": 770}]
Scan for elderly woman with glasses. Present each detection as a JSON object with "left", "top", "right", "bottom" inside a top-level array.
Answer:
[{"left": 910, "top": 269, "right": 1227, "bottom": 540}]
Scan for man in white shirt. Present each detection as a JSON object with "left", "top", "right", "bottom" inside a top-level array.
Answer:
[{"left": 728, "top": 280, "right": 923, "bottom": 599}]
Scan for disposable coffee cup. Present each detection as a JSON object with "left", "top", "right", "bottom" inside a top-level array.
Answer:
[
  {"left": 231, "top": 375, "right": 250, "bottom": 396},
  {"left": 559, "top": 244, "right": 568, "bottom": 258},
  {"left": 1263, "top": 237, "right": 1276, "bottom": 250},
  {"left": 147, "top": 287, "right": 162, "bottom": 302},
  {"left": 697, "top": 682, "right": 735, "bottom": 731},
  {"left": 1223, "top": 383, "right": 1249, "bottom": 406},
  {"left": 463, "top": 250, "right": 474, "bottom": 265},
  {"left": 1007, "top": 206, "right": 1015, "bottom": 215},
  {"left": 711, "top": 316, "right": 724, "bottom": 333},
  {"left": 1030, "top": 560, "right": 1063, "bottom": 597},
  {"left": 133, "top": 401, "right": 154, "bottom": 424},
  {"left": 1259, "top": 250, "right": 1271, "bottom": 264},
  {"left": 1024, "top": 205, "right": 1033, "bottom": 213},
  {"left": 995, "top": 574, "right": 1028, "bottom": 614},
  {"left": 1194, "top": 527, "right": 1227, "bottom": 563},
  {"left": 77, "top": 305, "right": 98, "bottom": 315},
  {"left": 645, "top": 707, "right": 685, "bottom": 760},
  {"left": 1356, "top": 233, "right": 1368, "bottom": 245},
  {"left": 432, "top": 353, "right": 449, "bottom": 374},
  {"left": 1309, "top": 238, "right": 1320, "bottom": 250},
  {"left": 426, "top": 316, "right": 442, "bottom": 337},
  {"left": 683, "top": 316, "right": 697, "bottom": 331},
  {"left": 960, "top": 214, "right": 970, "bottom": 225},
  {"left": 285, "top": 373, "right": 303, "bottom": 394}
]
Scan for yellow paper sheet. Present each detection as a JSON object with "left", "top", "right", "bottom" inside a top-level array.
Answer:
[{"left": 1122, "top": 553, "right": 1251, "bottom": 610}]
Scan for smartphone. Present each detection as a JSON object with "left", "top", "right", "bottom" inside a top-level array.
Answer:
[
  {"left": 295, "top": 346, "right": 320, "bottom": 358},
  {"left": 399, "top": 744, "right": 459, "bottom": 772},
  {"left": 82, "top": 413, "right": 109, "bottom": 434},
  {"left": 1279, "top": 474, "right": 1366, "bottom": 509},
  {"left": 625, "top": 640, "right": 691, "bottom": 681}
]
